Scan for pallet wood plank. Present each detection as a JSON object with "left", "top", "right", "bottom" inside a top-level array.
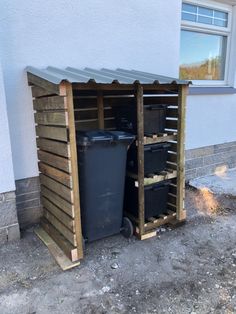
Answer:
[
  {"left": 33, "top": 96, "right": 67, "bottom": 111},
  {"left": 41, "top": 219, "right": 78, "bottom": 262},
  {"left": 36, "top": 138, "right": 70, "bottom": 157},
  {"left": 42, "top": 197, "right": 75, "bottom": 231},
  {"left": 38, "top": 162, "right": 72, "bottom": 188},
  {"left": 40, "top": 174, "right": 73, "bottom": 203},
  {"left": 38, "top": 150, "right": 71, "bottom": 173},
  {"left": 43, "top": 209, "right": 76, "bottom": 246},
  {"left": 166, "top": 108, "right": 178, "bottom": 118},
  {"left": 35, "top": 112, "right": 68, "bottom": 126},
  {"left": 41, "top": 185, "right": 74, "bottom": 218},
  {"left": 36, "top": 125, "right": 68, "bottom": 142},
  {"left": 35, "top": 227, "right": 80, "bottom": 270}
]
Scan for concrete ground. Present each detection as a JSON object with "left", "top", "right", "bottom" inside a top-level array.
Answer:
[
  {"left": 0, "top": 188, "right": 236, "bottom": 314},
  {"left": 190, "top": 167, "right": 236, "bottom": 196}
]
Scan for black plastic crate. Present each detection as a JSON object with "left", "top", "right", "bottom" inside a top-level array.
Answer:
[
  {"left": 124, "top": 177, "right": 170, "bottom": 219},
  {"left": 127, "top": 142, "right": 171, "bottom": 175},
  {"left": 115, "top": 104, "right": 167, "bottom": 135}
]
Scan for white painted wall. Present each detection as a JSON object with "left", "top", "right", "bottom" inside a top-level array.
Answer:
[
  {"left": 186, "top": 94, "right": 236, "bottom": 149},
  {"left": 0, "top": 0, "right": 182, "bottom": 181},
  {"left": 0, "top": 0, "right": 235, "bottom": 183},
  {"left": 0, "top": 62, "right": 15, "bottom": 193}
]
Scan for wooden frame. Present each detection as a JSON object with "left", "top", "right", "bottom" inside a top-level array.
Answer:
[{"left": 27, "top": 71, "right": 188, "bottom": 263}]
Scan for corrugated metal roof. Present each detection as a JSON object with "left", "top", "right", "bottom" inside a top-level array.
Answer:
[{"left": 26, "top": 66, "right": 189, "bottom": 85}]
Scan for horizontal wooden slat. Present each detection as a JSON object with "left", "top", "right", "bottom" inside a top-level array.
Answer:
[
  {"left": 167, "top": 152, "right": 177, "bottom": 162},
  {"left": 39, "top": 162, "right": 72, "bottom": 188},
  {"left": 38, "top": 150, "right": 71, "bottom": 173},
  {"left": 35, "top": 112, "right": 68, "bottom": 126},
  {"left": 41, "top": 185, "right": 74, "bottom": 217},
  {"left": 36, "top": 125, "right": 68, "bottom": 142},
  {"left": 75, "top": 119, "right": 98, "bottom": 130},
  {"left": 36, "top": 138, "right": 70, "bottom": 157},
  {"left": 74, "top": 108, "right": 113, "bottom": 121},
  {"left": 33, "top": 96, "right": 66, "bottom": 111},
  {"left": 166, "top": 108, "right": 178, "bottom": 118},
  {"left": 165, "top": 119, "right": 178, "bottom": 130},
  {"left": 169, "top": 142, "right": 177, "bottom": 152},
  {"left": 41, "top": 218, "right": 78, "bottom": 262},
  {"left": 168, "top": 193, "right": 177, "bottom": 205},
  {"left": 166, "top": 162, "right": 177, "bottom": 170},
  {"left": 27, "top": 72, "right": 61, "bottom": 95},
  {"left": 31, "top": 86, "right": 55, "bottom": 98},
  {"left": 43, "top": 210, "right": 77, "bottom": 246},
  {"left": 42, "top": 197, "right": 75, "bottom": 231},
  {"left": 169, "top": 184, "right": 177, "bottom": 195},
  {"left": 40, "top": 174, "right": 73, "bottom": 203}
]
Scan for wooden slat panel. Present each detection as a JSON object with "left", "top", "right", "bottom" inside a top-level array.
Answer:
[
  {"left": 65, "top": 82, "right": 84, "bottom": 260},
  {"left": 36, "top": 138, "right": 70, "bottom": 157},
  {"left": 31, "top": 86, "right": 55, "bottom": 98},
  {"left": 75, "top": 119, "right": 98, "bottom": 130},
  {"left": 168, "top": 193, "right": 177, "bottom": 206},
  {"left": 42, "top": 197, "right": 75, "bottom": 231},
  {"left": 35, "top": 112, "right": 68, "bottom": 126},
  {"left": 169, "top": 142, "right": 178, "bottom": 152},
  {"left": 97, "top": 92, "right": 104, "bottom": 129},
  {"left": 167, "top": 152, "right": 177, "bottom": 162},
  {"left": 39, "top": 162, "right": 72, "bottom": 188},
  {"left": 41, "top": 218, "right": 78, "bottom": 262},
  {"left": 44, "top": 210, "right": 76, "bottom": 246},
  {"left": 38, "top": 150, "right": 71, "bottom": 173},
  {"left": 41, "top": 185, "right": 74, "bottom": 217},
  {"left": 36, "top": 125, "right": 68, "bottom": 142},
  {"left": 166, "top": 108, "right": 178, "bottom": 118},
  {"left": 27, "top": 72, "right": 63, "bottom": 95},
  {"left": 74, "top": 108, "right": 113, "bottom": 121},
  {"left": 165, "top": 119, "right": 178, "bottom": 130},
  {"left": 40, "top": 174, "right": 73, "bottom": 203},
  {"left": 169, "top": 184, "right": 177, "bottom": 195},
  {"left": 33, "top": 96, "right": 66, "bottom": 111}
]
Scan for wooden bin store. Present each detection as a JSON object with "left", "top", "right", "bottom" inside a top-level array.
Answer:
[{"left": 27, "top": 67, "right": 189, "bottom": 263}]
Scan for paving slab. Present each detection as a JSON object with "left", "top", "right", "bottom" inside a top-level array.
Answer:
[{"left": 189, "top": 166, "right": 236, "bottom": 196}]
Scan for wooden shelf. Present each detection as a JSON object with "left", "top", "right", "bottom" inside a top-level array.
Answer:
[
  {"left": 139, "top": 132, "right": 177, "bottom": 145},
  {"left": 127, "top": 169, "right": 177, "bottom": 186}
]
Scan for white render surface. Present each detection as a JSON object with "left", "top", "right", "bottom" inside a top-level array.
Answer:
[
  {"left": 0, "top": 0, "right": 235, "bottom": 183},
  {"left": 0, "top": 62, "right": 15, "bottom": 193},
  {"left": 189, "top": 167, "right": 236, "bottom": 195}
]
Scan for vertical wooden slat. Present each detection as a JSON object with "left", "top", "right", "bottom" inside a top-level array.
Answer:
[
  {"left": 63, "top": 82, "right": 84, "bottom": 259},
  {"left": 176, "top": 85, "right": 188, "bottom": 221},
  {"left": 97, "top": 92, "right": 104, "bottom": 129},
  {"left": 136, "top": 84, "right": 145, "bottom": 235}
]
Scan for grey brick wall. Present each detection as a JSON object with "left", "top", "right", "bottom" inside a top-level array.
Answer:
[
  {"left": 15, "top": 176, "right": 42, "bottom": 229},
  {"left": 0, "top": 191, "right": 20, "bottom": 244},
  {"left": 186, "top": 141, "right": 236, "bottom": 181}
]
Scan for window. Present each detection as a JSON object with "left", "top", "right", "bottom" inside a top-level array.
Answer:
[{"left": 180, "top": 1, "right": 231, "bottom": 84}]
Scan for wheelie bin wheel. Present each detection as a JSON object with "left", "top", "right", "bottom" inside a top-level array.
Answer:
[{"left": 121, "top": 217, "right": 134, "bottom": 238}]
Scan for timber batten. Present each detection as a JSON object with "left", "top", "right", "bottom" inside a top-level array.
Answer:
[{"left": 27, "top": 67, "right": 189, "bottom": 265}]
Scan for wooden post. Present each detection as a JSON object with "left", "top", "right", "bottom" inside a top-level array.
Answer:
[
  {"left": 136, "top": 84, "right": 145, "bottom": 235},
  {"left": 63, "top": 82, "right": 84, "bottom": 259},
  {"left": 176, "top": 85, "right": 188, "bottom": 221},
  {"left": 97, "top": 92, "right": 104, "bottom": 129}
]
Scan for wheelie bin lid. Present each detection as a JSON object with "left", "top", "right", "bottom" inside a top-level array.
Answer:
[{"left": 76, "top": 130, "right": 135, "bottom": 146}]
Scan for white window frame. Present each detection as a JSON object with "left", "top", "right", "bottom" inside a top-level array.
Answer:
[{"left": 181, "top": 0, "right": 233, "bottom": 86}]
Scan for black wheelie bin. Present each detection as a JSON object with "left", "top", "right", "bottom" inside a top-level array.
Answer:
[{"left": 76, "top": 130, "right": 135, "bottom": 242}]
